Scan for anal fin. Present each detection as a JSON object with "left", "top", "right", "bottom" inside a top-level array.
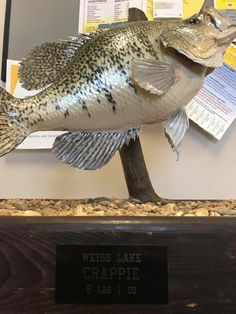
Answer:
[{"left": 52, "top": 127, "right": 141, "bottom": 170}]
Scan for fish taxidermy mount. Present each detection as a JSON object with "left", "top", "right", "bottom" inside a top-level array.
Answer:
[{"left": 0, "top": 6, "right": 235, "bottom": 202}]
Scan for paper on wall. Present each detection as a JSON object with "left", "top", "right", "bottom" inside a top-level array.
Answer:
[
  {"left": 186, "top": 44, "right": 236, "bottom": 140},
  {"left": 224, "top": 43, "right": 236, "bottom": 68},
  {"left": 153, "top": 0, "right": 183, "bottom": 18},
  {"left": 214, "top": 0, "right": 236, "bottom": 23},
  {"left": 78, "top": 0, "right": 209, "bottom": 33},
  {"left": 153, "top": 0, "right": 205, "bottom": 20},
  {"left": 6, "top": 60, "right": 64, "bottom": 150},
  {"left": 214, "top": 0, "right": 236, "bottom": 10},
  {"left": 183, "top": 0, "right": 205, "bottom": 19},
  {"left": 79, "top": 0, "right": 153, "bottom": 33}
]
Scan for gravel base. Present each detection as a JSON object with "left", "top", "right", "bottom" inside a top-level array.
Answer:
[{"left": 0, "top": 198, "right": 236, "bottom": 217}]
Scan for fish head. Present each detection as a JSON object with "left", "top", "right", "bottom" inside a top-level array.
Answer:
[{"left": 160, "top": 7, "right": 236, "bottom": 67}]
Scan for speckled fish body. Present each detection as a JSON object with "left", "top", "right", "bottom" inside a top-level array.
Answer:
[
  {"left": 8, "top": 14, "right": 236, "bottom": 133},
  {"left": 0, "top": 7, "right": 236, "bottom": 169},
  {"left": 16, "top": 20, "right": 187, "bottom": 132}
]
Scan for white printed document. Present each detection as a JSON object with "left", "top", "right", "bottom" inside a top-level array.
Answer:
[
  {"left": 154, "top": 0, "right": 183, "bottom": 18},
  {"left": 79, "top": 0, "right": 153, "bottom": 33},
  {"left": 186, "top": 44, "right": 236, "bottom": 140}
]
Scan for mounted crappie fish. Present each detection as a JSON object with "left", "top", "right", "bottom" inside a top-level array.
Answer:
[{"left": 0, "top": 7, "right": 236, "bottom": 169}]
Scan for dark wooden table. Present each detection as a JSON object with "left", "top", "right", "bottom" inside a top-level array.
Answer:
[{"left": 0, "top": 216, "right": 235, "bottom": 314}]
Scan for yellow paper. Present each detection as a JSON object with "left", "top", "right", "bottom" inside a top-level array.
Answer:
[
  {"left": 224, "top": 44, "right": 236, "bottom": 69},
  {"left": 214, "top": 0, "right": 236, "bottom": 10},
  {"left": 10, "top": 64, "right": 19, "bottom": 95},
  {"left": 147, "top": 0, "right": 154, "bottom": 21},
  {"left": 183, "top": 0, "right": 205, "bottom": 19}
]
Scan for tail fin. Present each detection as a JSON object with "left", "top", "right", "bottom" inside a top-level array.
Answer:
[{"left": 0, "top": 87, "right": 29, "bottom": 156}]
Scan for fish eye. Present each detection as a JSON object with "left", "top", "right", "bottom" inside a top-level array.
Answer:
[
  {"left": 187, "top": 14, "right": 200, "bottom": 24},
  {"left": 188, "top": 18, "right": 198, "bottom": 24}
]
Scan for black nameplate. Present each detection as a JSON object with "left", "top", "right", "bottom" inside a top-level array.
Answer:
[{"left": 55, "top": 245, "right": 168, "bottom": 304}]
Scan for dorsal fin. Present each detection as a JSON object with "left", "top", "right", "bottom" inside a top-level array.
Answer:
[
  {"left": 19, "top": 8, "right": 147, "bottom": 91},
  {"left": 128, "top": 8, "right": 148, "bottom": 22},
  {"left": 19, "top": 34, "right": 91, "bottom": 91}
]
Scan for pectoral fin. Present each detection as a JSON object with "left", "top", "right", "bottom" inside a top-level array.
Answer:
[
  {"left": 164, "top": 108, "right": 189, "bottom": 159},
  {"left": 19, "top": 35, "right": 91, "bottom": 90},
  {"left": 132, "top": 59, "right": 177, "bottom": 95},
  {"left": 52, "top": 127, "right": 141, "bottom": 170}
]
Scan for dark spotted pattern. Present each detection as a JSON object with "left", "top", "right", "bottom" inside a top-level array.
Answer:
[
  {"left": 19, "top": 35, "right": 91, "bottom": 90},
  {"left": 64, "top": 109, "right": 70, "bottom": 118},
  {"left": 18, "top": 20, "right": 180, "bottom": 131}
]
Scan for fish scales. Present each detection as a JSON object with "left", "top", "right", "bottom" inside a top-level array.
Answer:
[
  {"left": 0, "top": 7, "right": 236, "bottom": 169},
  {"left": 12, "top": 21, "right": 179, "bottom": 131}
]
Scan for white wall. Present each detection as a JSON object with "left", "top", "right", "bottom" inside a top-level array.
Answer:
[{"left": 0, "top": 0, "right": 235, "bottom": 200}]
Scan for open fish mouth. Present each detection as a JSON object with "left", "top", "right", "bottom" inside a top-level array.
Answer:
[
  {"left": 160, "top": 6, "right": 236, "bottom": 67},
  {"left": 202, "top": 7, "right": 231, "bottom": 31},
  {"left": 203, "top": 7, "right": 236, "bottom": 45}
]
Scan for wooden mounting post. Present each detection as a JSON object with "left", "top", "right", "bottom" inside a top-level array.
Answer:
[{"left": 119, "top": 137, "right": 163, "bottom": 203}]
